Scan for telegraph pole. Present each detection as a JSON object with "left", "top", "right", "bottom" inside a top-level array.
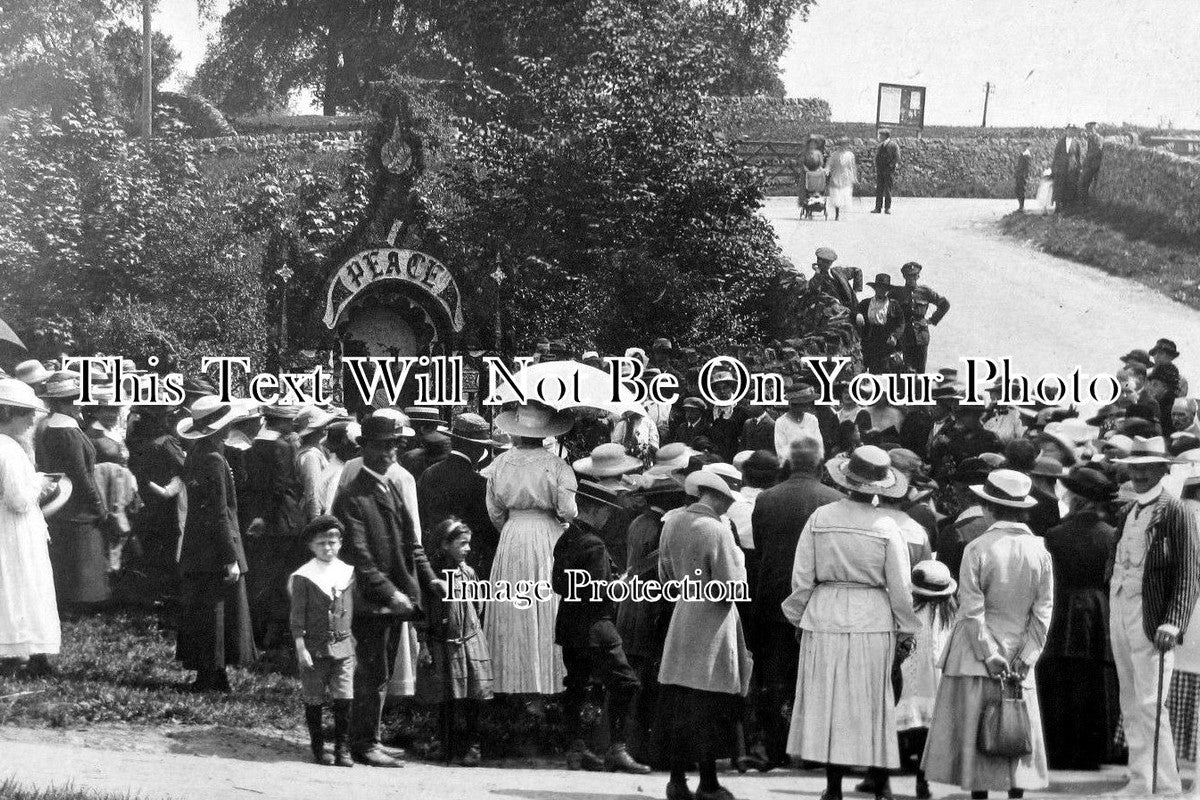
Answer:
[
  {"left": 141, "top": 0, "right": 153, "bottom": 139},
  {"left": 982, "top": 81, "right": 992, "bottom": 128}
]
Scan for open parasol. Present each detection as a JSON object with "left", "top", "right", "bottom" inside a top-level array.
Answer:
[
  {"left": 489, "top": 360, "right": 646, "bottom": 417},
  {"left": 0, "top": 317, "right": 27, "bottom": 366}
]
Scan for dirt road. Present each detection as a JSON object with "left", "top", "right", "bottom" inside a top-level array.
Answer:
[{"left": 763, "top": 197, "right": 1200, "bottom": 392}]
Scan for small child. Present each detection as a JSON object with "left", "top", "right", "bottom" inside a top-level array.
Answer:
[
  {"left": 288, "top": 515, "right": 356, "bottom": 767},
  {"left": 897, "top": 559, "right": 958, "bottom": 799},
  {"left": 416, "top": 518, "right": 494, "bottom": 766}
]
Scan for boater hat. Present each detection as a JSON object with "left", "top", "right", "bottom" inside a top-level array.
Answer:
[
  {"left": 825, "top": 445, "right": 909, "bottom": 499},
  {"left": 448, "top": 413, "right": 492, "bottom": 445},
  {"left": 684, "top": 469, "right": 745, "bottom": 503},
  {"left": 573, "top": 443, "right": 642, "bottom": 478},
  {"left": 404, "top": 406, "right": 449, "bottom": 432},
  {"left": 493, "top": 403, "right": 574, "bottom": 439},
  {"left": 912, "top": 560, "right": 957, "bottom": 598},
  {"left": 37, "top": 370, "right": 81, "bottom": 400},
  {"left": 176, "top": 395, "right": 243, "bottom": 440},
  {"left": 1114, "top": 435, "right": 1177, "bottom": 465},
  {"left": 970, "top": 469, "right": 1038, "bottom": 509}
]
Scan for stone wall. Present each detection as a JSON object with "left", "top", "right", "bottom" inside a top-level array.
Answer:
[{"left": 1090, "top": 142, "right": 1200, "bottom": 239}]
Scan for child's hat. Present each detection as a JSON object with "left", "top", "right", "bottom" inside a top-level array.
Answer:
[
  {"left": 303, "top": 514, "right": 344, "bottom": 541},
  {"left": 912, "top": 559, "right": 957, "bottom": 598}
]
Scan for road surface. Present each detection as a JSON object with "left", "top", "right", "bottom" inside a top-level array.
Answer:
[
  {"left": 762, "top": 197, "right": 1200, "bottom": 394},
  {"left": 0, "top": 724, "right": 1140, "bottom": 800}
]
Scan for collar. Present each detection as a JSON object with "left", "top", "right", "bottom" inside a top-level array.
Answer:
[
  {"left": 756, "top": 410, "right": 772, "bottom": 422},
  {"left": 292, "top": 557, "right": 355, "bottom": 598},
  {"left": 362, "top": 465, "right": 390, "bottom": 484},
  {"left": 957, "top": 505, "right": 984, "bottom": 522},
  {"left": 45, "top": 412, "right": 80, "bottom": 429},
  {"left": 687, "top": 501, "right": 721, "bottom": 521},
  {"left": 256, "top": 428, "right": 282, "bottom": 442},
  {"left": 449, "top": 450, "right": 473, "bottom": 463},
  {"left": 986, "top": 520, "right": 1033, "bottom": 536},
  {"left": 1134, "top": 483, "right": 1164, "bottom": 507}
]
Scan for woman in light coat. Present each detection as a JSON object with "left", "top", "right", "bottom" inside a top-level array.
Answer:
[
  {"left": 783, "top": 445, "right": 920, "bottom": 800},
  {"left": 653, "top": 469, "right": 753, "bottom": 800},
  {"left": 923, "top": 469, "right": 1054, "bottom": 799},
  {"left": 827, "top": 138, "right": 858, "bottom": 221}
]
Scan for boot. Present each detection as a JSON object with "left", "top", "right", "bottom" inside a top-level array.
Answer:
[
  {"left": 305, "top": 704, "right": 334, "bottom": 765},
  {"left": 566, "top": 739, "right": 604, "bottom": 771},
  {"left": 604, "top": 742, "right": 650, "bottom": 774},
  {"left": 331, "top": 700, "right": 354, "bottom": 768},
  {"left": 915, "top": 771, "right": 931, "bottom": 800}
]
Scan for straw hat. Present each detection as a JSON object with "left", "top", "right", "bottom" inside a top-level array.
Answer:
[
  {"left": 448, "top": 413, "right": 492, "bottom": 445},
  {"left": 702, "top": 462, "right": 744, "bottom": 490},
  {"left": 404, "top": 406, "right": 449, "bottom": 432},
  {"left": 295, "top": 406, "right": 337, "bottom": 437},
  {"left": 825, "top": 445, "right": 909, "bottom": 499},
  {"left": 646, "top": 442, "right": 700, "bottom": 475},
  {"left": 39, "top": 474, "right": 73, "bottom": 519},
  {"left": 970, "top": 469, "right": 1038, "bottom": 509},
  {"left": 912, "top": 560, "right": 957, "bottom": 598},
  {"left": 176, "top": 395, "right": 244, "bottom": 440},
  {"left": 37, "top": 371, "right": 81, "bottom": 400},
  {"left": 1114, "top": 436, "right": 1177, "bottom": 465},
  {"left": 494, "top": 403, "right": 574, "bottom": 439},
  {"left": 573, "top": 443, "right": 642, "bottom": 478},
  {"left": 0, "top": 378, "right": 47, "bottom": 412},
  {"left": 684, "top": 469, "right": 745, "bottom": 503},
  {"left": 13, "top": 360, "right": 52, "bottom": 387}
]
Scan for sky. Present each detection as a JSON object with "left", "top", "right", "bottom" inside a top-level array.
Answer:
[{"left": 154, "top": 0, "right": 1200, "bottom": 127}]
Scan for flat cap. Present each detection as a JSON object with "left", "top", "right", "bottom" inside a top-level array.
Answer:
[{"left": 815, "top": 247, "right": 838, "bottom": 262}]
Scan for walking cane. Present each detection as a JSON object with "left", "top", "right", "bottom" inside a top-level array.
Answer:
[{"left": 1153, "top": 649, "right": 1165, "bottom": 794}]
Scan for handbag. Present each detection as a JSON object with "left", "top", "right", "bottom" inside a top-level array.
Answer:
[{"left": 977, "top": 674, "right": 1033, "bottom": 758}]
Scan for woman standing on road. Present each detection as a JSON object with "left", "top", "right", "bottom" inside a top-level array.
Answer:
[
  {"left": 783, "top": 445, "right": 920, "bottom": 800},
  {"left": 827, "top": 137, "right": 858, "bottom": 221},
  {"left": 923, "top": 469, "right": 1054, "bottom": 799}
]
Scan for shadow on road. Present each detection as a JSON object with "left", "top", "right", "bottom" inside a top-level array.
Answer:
[{"left": 165, "top": 725, "right": 301, "bottom": 763}]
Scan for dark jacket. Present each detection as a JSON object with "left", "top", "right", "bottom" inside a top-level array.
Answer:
[
  {"left": 889, "top": 283, "right": 950, "bottom": 347},
  {"left": 856, "top": 296, "right": 904, "bottom": 369},
  {"left": 417, "top": 452, "right": 500, "bottom": 580},
  {"left": 1015, "top": 152, "right": 1032, "bottom": 184},
  {"left": 667, "top": 416, "right": 711, "bottom": 448},
  {"left": 178, "top": 448, "right": 247, "bottom": 574},
  {"left": 552, "top": 519, "right": 617, "bottom": 648},
  {"left": 241, "top": 433, "right": 303, "bottom": 536},
  {"left": 288, "top": 567, "right": 355, "bottom": 659},
  {"left": 708, "top": 404, "right": 752, "bottom": 463},
  {"left": 1029, "top": 485, "right": 1063, "bottom": 537},
  {"left": 1043, "top": 510, "right": 1117, "bottom": 661},
  {"left": 616, "top": 508, "right": 670, "bottom": 660},
  {"left": 1109, "top": 493, "right": 1200, "bottom": 643},
  {"left": 741, "top": 413, "right": 776, "bottom": 455},
  {"left": 35, "top": 414, "right": 106, "bottom": 524},
  {"left": 333, "top": 469, "right": 438, "bottom": 619},
  {"left": 750, "top": 473, "right": 843, "bottom": 646},
  {"left": 876, "top": 138, "right": 900, "bottom": 174}
]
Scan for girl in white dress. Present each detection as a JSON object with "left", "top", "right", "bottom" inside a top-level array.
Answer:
[{"left": 0, "top": 379, "right": 62, "bottom": 676}]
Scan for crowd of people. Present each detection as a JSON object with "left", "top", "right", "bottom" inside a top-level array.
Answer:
[{"left": 2, "top": 293, "right": 1200, "bottom": 799}]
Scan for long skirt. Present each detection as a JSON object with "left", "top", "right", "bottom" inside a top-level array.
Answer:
[
  {"left": 176, "top": 573, "right": 257, "bottom": 672},
  {"left": 829, "top": 184, "right": 853, "bottom": 212},
  {"left": 1037, "top": 656, "right": 1120, "bottom": 769},
  {"left": 650, "top": 684, "right": 743, "bottom": 765},
  {"left": 48, "top": 520, "right": 110, "bottom": 605},
  {"left": 0, "top": 509, "right": 60, "bottom": 658},
  {"left": 482, "top": 510, "right": 565, "bottom": 694},
  {"left": 415, "top": 632, "right": 495, "bottom": 703},
  {"left": 788, "top": 630, "right": 898, "bottom": 768},
  {"left": 923, "top": 674, "right": 1050, "bottom": 791}
]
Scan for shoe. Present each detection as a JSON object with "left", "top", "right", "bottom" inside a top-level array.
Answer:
[
  {"left": 695, "top": 788, "right": 735, "bottom": 800},
  {"left": 870, "top": 209, "right": 882, "bottom": 214},
  {"left": 331, "top": 700, "right": 353, "bottom": 768},
  {"left": 605, "top": 743, "right": 650, "bottom": 774},
  {"left": 916, "top": 776, "right": 932, "bottom": 799},
  {"left": 378, "top": 745, "right": 406, "bottom": 759},
  {"left": 666, "top": 779, "right": 695, "bottom": 800},
  {"left": 735, "top": 754, "right": 769, "bottom": 773},
  {"left": 819, "top": 791, "right": 842, "bottom": 800},
  {"left": 884, "top": 209, "right": 891, "bottom": 214},
  {"left": 305, "top": 705, "right": 333, "bottom": 766},
  {"left": 855, "top": 778, "right": 878, "bottom": 794},
  {"left": 352, "top": 747, "right": 404, "bottom": 767},
  {"left": 459, "top": 744, "right": 482, "bottom": 767},
  {"left": 566, "top": 740, "right": 605, "bottom": 771}
]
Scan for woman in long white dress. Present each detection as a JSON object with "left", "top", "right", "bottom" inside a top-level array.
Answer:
[
  {"left": 483, "top": 404, "right": 577, "bottom": 695},
  {"left": 0, "top": 378, "right": 62, "bottom": 676},
  {"left": 827, "top": 138, "right": 858, "bottom": 221}
]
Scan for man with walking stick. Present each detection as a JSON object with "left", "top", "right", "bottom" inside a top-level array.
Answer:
[{"left": 1110, "top": 436, "right": 1200, "bottom": 795}]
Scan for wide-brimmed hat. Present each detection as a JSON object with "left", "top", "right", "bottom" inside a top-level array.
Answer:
[
  {"left": 494, "top": 403, "right": 574, "bottom": 438},
  {"left": 646, "top": 442, "right": 700, "bottom": 475},
  {"left": 176, "top": 395, "right": 244, "bottom": 440},
  {"left": 702, "top": 462, "right": 744, "bottom": 490},
  {"left": 1087, "top": 403, "right": 1128, "bottom": 426},
  {"left": 912, "top": 560, "right": 957, "bottom": 598},
  {"left": 684, "top": 468, "right": 745, "bottom": 503},
  {"left": 825, "top": 445, "right": 909, "bottom": 499},
  {"left": 1059, "top": 466, "right": 1117, "bottom": 503},
  {"left": 951, "top": 456, "right": 993, "bottom": 485},
  {"left": 37, "top": 370, "right": 81, "bottom": 400},
  {"left": 1120, "top": 349, "right": 1153, "bottom": 368},
  {"left": 866, "top": 273, "right": 892, "bottom": 289},
  {"left": 295, "top": 406, "right": 336, "bottom": 437},
  {"left": 39, "top": 474, "right": 73, "bottom": 519},
  {"left": 1099, "top": 433, "right": 1134, "bottom": 459},
  {"left": 1029, "top": 456, "right": 1067, "bottom": 478},
  {"left": 449, "top": 412, "right": 492, "bottom": 444},
  {"left": 357, "top": 410, "right": 415, "bottom": 445},
  {"left": 1114, "top": 435, "right": 1177, "bottom": 465},
  {"left": 404, "top": 406, "right": 448, "bottom": 432},
  {"left": 970, "top": 468, "right": 1038, "bottom": 509},
  {"left": 574, "top": 443, "right": 642, "bottom": 478},
  {"left": 0, "top": 378, "right": 47, "bottom": 412},
  {"left": 13, "top": 360, "right": 53, "bottom": 387},
  {"left": 1150, "top": 338, "right": 1180, "bottom": 359}
]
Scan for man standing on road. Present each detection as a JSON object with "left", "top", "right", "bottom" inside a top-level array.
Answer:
[
  {"left": 1015, "top": 143, "right": 1032, "bottom": 212},
  {"left": 1052, "top": 123, "right": 1084, "bottom": 213},
  {"left": 1109, "top": 437, "right": 1200, "bottom": 796},
  {"left": 872, "top": 129, "right": 900, "bottom": 214},
  {"left": 891, "top": 261, "right": 950, "bottom": 374}
]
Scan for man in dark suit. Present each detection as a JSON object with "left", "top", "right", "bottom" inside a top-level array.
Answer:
[
  {"left": 1015, "top": 143, "right": 1032, "bottom": 211},
  {"left": 749, "top": 436, "right": 843, "bottom": 766},
  {"left": 1109, "top": 436, "right": 1200, "bottom": 794},
  {"left": 741, "top": 408, "right": 776, "bottom": 454},
  {"left": 416, "top": 413, "right": 500, "bottom": 579},
  {"left": 1080, "top": 122, "right": 1104, "bottom": 202},
  {"left": 1052, "top": 124, "right": 1084, "bottom": 212},
  {"left": 855, "top": 273, "right": 904, "bottom": 373},
  {"left": 667, "top": 397, "right": 710, "bottom": 447},
  {"left": 872, "top": 129, "right": 900, "bottom": 214},
  {"left": 806, "top": 247, "right": 857, "bottom": 310},
  {"left": 334, "top": 411, "right": 446, "bottom": 767},
  {"left": 707, "top": 368, "right": 751, "bottom": 462},
  {"left": 891, "top": 261, "right": 950, "bottom": 374}
]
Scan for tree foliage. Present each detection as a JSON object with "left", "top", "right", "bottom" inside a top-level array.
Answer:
[{"left": 431, "top": 0, "right": 791, "bottom": 352}]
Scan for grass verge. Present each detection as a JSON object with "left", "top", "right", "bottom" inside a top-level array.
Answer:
[
  {"left": 999, "top": 209, "right": 1200, "bottom": 310},
  {"left": 0, "top": 777, "right": 151, "bottom": 800}
]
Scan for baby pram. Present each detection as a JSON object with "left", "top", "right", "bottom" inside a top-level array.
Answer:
[{"left": 798, "top": 166, "right": 829, "bottom": 220}]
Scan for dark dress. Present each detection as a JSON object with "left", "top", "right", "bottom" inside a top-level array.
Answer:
[
  {"left": 417, "top": 452, "right": 501, "bottom": 580},
  {"left": 176, "top": 446, "right": 256, "bottom": 672},
  {"left": 127, "top": 428, "right": 185, "bottom": 603},
  {"left": 35, "top": 414, "right": 110, "bottom": 605},
  {"left": 1036, "top": 509, "right": 1120, "bottom": 770}
]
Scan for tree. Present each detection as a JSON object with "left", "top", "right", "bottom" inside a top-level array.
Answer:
[{"left": 101, "top": 23, "right": 181, "bottom": 120}]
